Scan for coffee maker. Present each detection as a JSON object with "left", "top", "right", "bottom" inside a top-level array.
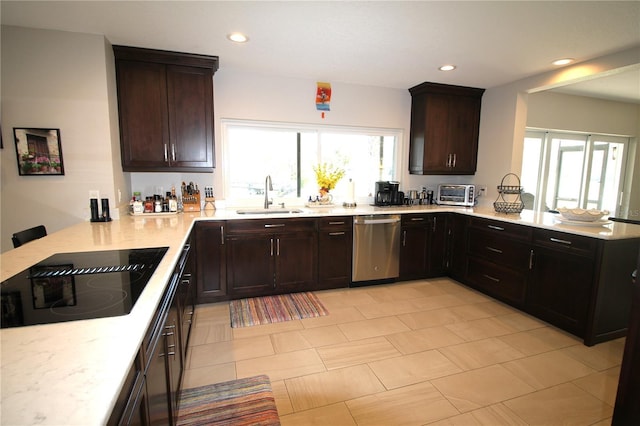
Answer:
[{"left": 375, "top": 181, "right": 403, "bottom": 206}]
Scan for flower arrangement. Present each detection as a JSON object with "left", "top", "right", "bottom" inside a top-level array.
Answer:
[{"left": 313, "top": 162, "right": 345, "bottom": 194}]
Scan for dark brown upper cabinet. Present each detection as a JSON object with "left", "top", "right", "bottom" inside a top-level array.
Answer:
[
  {"left": 408, "top": 82, "right": 484, "bottom": 175},
  {"left": 113, "top": 46, "right": 219, "bottom": 172}
]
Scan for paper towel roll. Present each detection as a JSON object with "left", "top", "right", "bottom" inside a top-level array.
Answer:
[{"left": 344, "top": 179, "right": 356, "bottom": 207}]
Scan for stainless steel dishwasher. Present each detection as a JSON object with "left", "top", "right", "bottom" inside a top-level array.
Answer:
[{"left": 352, "top": 214, "right": 401, "bottom": 284}]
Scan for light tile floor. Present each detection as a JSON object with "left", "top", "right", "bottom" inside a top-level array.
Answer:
[{"left": 183, "top": 278, "right": 624, "bottom": 425}]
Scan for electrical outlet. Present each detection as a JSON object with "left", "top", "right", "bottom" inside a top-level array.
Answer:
[
  {"left": 477, "top": 185, "right": 487, "bottom": 196},
  {"left": 89, "top": 190, "right": 100, "bottom": 199}
]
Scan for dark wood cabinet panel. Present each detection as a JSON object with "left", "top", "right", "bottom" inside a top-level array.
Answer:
[
  {"left": 467, "top": 257, "right": 528, "bottom": 305},
  {"left": 400, "top": 224, "right": 428, "bottom": 280},
  {"left": 276, "top": 231, "right": 318, "bottom": 293},
  {"left": 226, "top": 219, "right": 318, "bottom": 297},
  {"left": 115, "top": 60, "right": 169, "bottom": 168},
  {"left": 445, "top": 213, "right": 468, "bottom": 281},
  {"left": 528, "top": 244, "right": 594, "bottom": 336},
  {"left": 318, "top": 219, "right": 353, "bottom": 290},
  {"left": 113, "top": 46, "right": 218, "bottom": 172},
  {"left": 613, "top": 251, "right": 640, "bottom": 425},
  {"left": 409, "top": 82, "right": 484, "bottom": 175},
  {"left": 195, "top": 221, "right": 227, "bottom": 303},
  {"left": 166, "top": 65, "right": 214, "bottom": 169},
  {"left": 227, "top": 234, "right": 274, "bottom": 297},
  {"left": 399, "top": 213, "right": 448, "bottom": 280}
]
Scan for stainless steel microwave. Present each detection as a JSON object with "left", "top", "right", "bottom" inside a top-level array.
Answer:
[{"left": 437, "top": 184, "right": 476, "bottom": 207}]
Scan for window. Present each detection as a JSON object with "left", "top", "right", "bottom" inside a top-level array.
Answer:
[
  {"left": 221, "top": 120, "right": 400, "bottom": 204},
  {"left": 521, "top": 129, "right": 629, "bottom": 215}
]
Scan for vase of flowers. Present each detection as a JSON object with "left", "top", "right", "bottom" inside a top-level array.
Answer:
[{"left": 313, "top": 162, "right": 345, "bottom": 203}]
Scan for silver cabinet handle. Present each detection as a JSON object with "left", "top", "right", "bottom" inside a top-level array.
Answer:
[
  {"left": 171, "top": 144, "right": 176, "bottom": 162},
  {"left": 329, "top": 221, "right": 345, "bottom": 225},
  {"left": 220, "top": 225, "right": 225, "bottom": 245},
  {"left": 164, "top": 144, "right": 169, "bottom": 162},
  {"left": 432, "top": 216, "right": 437, "bottom": 232},
  {"left": 483, "top": 274, "right": 500, "bottom": 283},
  {"left": 529, "top": 249, "right": 535, "bottom": 270},
  {"left": 452, "top": 153, "right": 457, "bottom": 168},
  {"left": 550, "top": 237, "right": 572, "bottom": 245},
  {"left": 402, "top": 230, "right": 407, "bottom": 247},
  {"left": 487, "top": 225, "right": 505, "bottom": 231},
  {"left": 276, "top": 238, "right": 280, "bottom": 256},
  {"left": 264, "top": 224, "right": 285, "bottom": 228},
  {"left": 270, "top": 238, "right": 274, "bottom": 256},
  {"left": 410, "top": 217, "right": 425, "bottom": 221},
  {"left": 329, "top": 232, "right": 345, "bottom": 236},
  {"left": 486, "top": 246, "right": 503, "bottom": 254}
]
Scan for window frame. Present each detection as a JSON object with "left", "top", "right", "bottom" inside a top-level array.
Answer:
[
  {"left": 523, "top": 128, "right": 631, "bottom": 215},
  {"left": 220, "top": 119, "right": 403, "bottom": 206}
]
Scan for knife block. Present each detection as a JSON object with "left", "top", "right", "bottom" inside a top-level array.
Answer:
[{"left": 182, "top": 191, "right": 201, "bottom": 212}]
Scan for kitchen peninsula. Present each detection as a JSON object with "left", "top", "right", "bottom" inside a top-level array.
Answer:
[{"left": 2, "top": 206, "right": 640, "bottom": 425}]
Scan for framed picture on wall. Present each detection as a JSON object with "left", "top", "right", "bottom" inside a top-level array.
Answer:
[{"left": 14, "top": 128, "right": 65, "bottom": 176}]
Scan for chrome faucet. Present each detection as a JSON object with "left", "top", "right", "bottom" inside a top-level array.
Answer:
[{"left": 264, "top": 175, "right": 273, "bottom": 209}]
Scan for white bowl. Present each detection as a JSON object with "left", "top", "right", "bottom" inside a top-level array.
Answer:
[{"left": 557, "top": 207, "right": 609, "bottom": 222}]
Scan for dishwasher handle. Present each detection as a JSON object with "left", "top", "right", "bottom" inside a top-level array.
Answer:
[{"left": 354, "top": 215, "right": 401, "bottom": 225}]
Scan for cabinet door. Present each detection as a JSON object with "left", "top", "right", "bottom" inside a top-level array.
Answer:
[
  {"left": 410, "top": 93, "right": 451, "bottom": 173},
  {"left": 529, "top": 245, "right": 594, "bottom": 336},
  {"left": 445, "top": 213, "right": 467, "bottom": 280},
  {"left": 227, "top": 234, "right": 274, "bottom": 297},
  {"left": 448, "top": 95, "right": 481, "bottom": 174},
  {"left": 116, "top": 60, "right": 169, "bottom": 169},
  {"left": 318, "top": 225, "right": 352, "bottom": 290},
  {"left": 166, "top": 294, "right": 182, "bottom": 425},
  {"left": 399, "top": 225, "right": 428, "bottom": 280},
  {"left": 166, "top": 65, "right": 214, "bottom": 170},
  {"left": 195, "top": 222, "right": 227, "bottom": 303},
  {"left": 145, "top": 319, "right": 171, "bottom": 425},
  {"left": 276, "top": 231, "right": 317, "bottom": 293},
  {"left": 427, "top": 213, "right": 448, "bottom": 276}
]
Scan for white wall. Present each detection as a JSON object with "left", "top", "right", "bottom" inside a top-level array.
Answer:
[
  {"left": 2, "top": 26, "right": 638, "bottom": 253},
  {"left": 0, "top": 26, "right": 124, "bottom": 252}
]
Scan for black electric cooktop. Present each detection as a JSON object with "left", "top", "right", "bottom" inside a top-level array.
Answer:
[{"left": 0, "top": 247, "right": 168, "bottom": 329}]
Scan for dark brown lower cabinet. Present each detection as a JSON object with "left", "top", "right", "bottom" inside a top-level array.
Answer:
[
  {"left": 399, "top": 213, "right": 448, "bottom": 280},
  {"left": 195, "top": 221, "right": 227, "bottom": 303},
  {"left": 317, "top": 216, "right": 353, "bottom": 290},
  {"left": 226, "top": 218, "right": 317, "bottom": 297},
  {"left": 109, "top": 241, "right": 194, "bottom": 425},
  {"left": 613, "top": 250, "right": 640, "bottom": 424}
]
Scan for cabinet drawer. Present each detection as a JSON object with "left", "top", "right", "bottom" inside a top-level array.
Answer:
[
  {"left": 467, "top": 257, "right": 527, "bottom": 305},
  {"left": 533, "top": 229, "right": 598, "bottom": 258},
  {"left": 227, "top": 218, "right": 317, "bottom": 234},
  {"left": 468, "top": 217, "right": 532, "bottom": 242},
  {"left": 468, "top": 228, "right": 532, "bottom": 270},
  {"left": 319, "top": 216, "right": 352, "bottom": 230},
  {"left": 401, "top": 213, "right": 430, "bottom": 226}
]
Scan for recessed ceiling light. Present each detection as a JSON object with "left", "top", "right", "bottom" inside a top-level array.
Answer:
[
  {"left": 227, "top": 32, "right": 249, "bottom": 43},
  {"left": 552, "top": 58, "right": 574, "bottom": 66},
  {"left": 439, "top": 65, "right": 456, "bottom": 71}
]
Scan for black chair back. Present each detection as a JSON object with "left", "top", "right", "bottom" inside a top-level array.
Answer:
[{"left": 12, "top": 225, "right": 47, "bottom": 248}]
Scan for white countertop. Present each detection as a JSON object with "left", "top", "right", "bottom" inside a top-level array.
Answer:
[{"left": 2, "top": 206, "right": 639, "bottom": 425}]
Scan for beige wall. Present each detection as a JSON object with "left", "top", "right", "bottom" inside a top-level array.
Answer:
[{"left": 0, "top": 26, "right": 125, "bottom": 253}]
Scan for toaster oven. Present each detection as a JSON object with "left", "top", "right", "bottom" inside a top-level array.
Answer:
[{"left": 437, "top": 184, "right": 476, "bottom": 207}]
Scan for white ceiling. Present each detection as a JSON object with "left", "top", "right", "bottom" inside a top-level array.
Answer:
[{"left": 2, "top": 1, "right": 640, "bottom": 102}]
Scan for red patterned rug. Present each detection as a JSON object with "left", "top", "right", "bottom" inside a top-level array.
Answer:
[
  {"left": 177, "top": 375, "right": 280, "bottom": 426},
  {"left": 229, "top": 292, "right": 329, "bottom": 328}
]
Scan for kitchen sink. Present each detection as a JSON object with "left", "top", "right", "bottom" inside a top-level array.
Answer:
[{"left": 236, "top": 208, "right": 304, "bottom": 215}]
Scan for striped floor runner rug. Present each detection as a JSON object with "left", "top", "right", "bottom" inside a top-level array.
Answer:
[
  {"left": 177, "top": 375, "right": 280, "bottom": 426},
  {"left": 230, "top": 292, "right": 329, "bottom": 328}
]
